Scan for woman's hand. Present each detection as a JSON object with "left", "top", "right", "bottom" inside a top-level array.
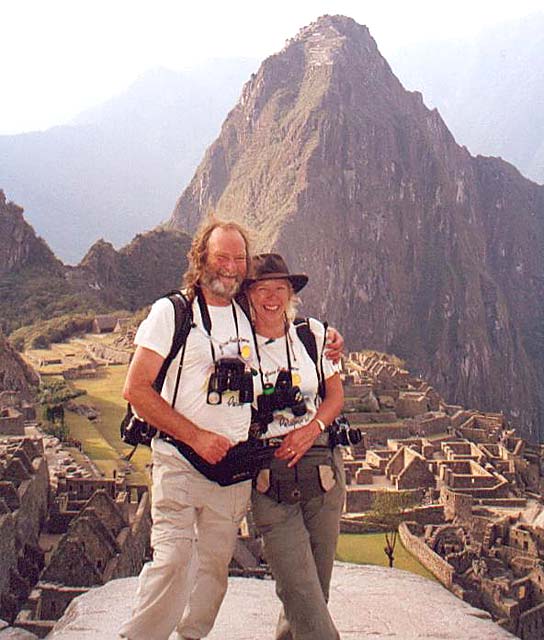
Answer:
[{"left": 275, "top": 420, "right": 321, "bottom": 467}]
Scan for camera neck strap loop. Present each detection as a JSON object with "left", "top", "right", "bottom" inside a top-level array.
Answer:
[
  {"left": 196, "top": 285, "right": 242, "bottom": 363},
  {"left": 252, "top": 317, "right": 293, "bottom": 390}
]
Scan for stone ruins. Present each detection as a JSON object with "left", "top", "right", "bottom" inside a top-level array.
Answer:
[
  {"left": 341, "top": 350, "right": 544, "bottom": 639},
  {"left": 0, "top": 390, "right": 151, "bottom": 639},
  {"left": 1, "top": 349, "right": 543, "bottom": 639}
]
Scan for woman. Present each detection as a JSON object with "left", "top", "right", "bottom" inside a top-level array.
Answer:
[{"left": 245, "top": 253, "right": 345, "bottom": 640}]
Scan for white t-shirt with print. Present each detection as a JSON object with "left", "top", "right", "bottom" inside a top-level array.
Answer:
[
  {"left": 254, "top": 318, "right": 339, "bottom": 438},
  {"left": 134, "top": 296, "right": 256, "bottom": 457}
]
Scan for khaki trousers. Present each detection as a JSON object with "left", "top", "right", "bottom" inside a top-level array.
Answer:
[
  {"left": 251, "top": 447, "right": 345, "bottom": 640},
  {"left": 119, "top": 446, "right": 251, "bottom": 640}
]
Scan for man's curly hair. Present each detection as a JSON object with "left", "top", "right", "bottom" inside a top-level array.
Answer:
[{"left": 183, "top": 218, "right": 252, "bottom": 299}]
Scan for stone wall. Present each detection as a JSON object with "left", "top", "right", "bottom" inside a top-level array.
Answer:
[
  {"left": 441, "top": 487, "right": 473, "bottom": 522},
  {"left": 85, "top": 343, "right": 131, "bottom": 364},
  {"left": 0, "top": 511, "right": 17, "bottom": 600},
  {"left": 110, "top": 491, "right": 152, "bottom": 579},
  {"left": 0, "top": 438, "right": 49, "bottom": 622},
  {"left": 399, "top": 522, "right": 455, "bottom": 588},
  {"left": 518, "top": 602, "right": 544, "bottom": 640},
  {"left": 356, "top": 423, "right": 411, "bottom": 441},
  {"left": 0, "top": 409, "right": 25, "bottom": 436}
]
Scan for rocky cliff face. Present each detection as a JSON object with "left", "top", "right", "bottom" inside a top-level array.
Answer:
[
  {"left": 0, "top": 330, "right": 39, "bottom": 401},
  {"left": 169, "top": 15, "right": 544, "bottom": 439},
  {"left": 70, "top": 228, "right": 191, "bottom": 309},
  {"left": 0, "top": 190, "right": 62, "bottom": 276}
]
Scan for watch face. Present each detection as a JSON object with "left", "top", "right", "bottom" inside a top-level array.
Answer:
[{"left": 207, "top": 391, "right": 221, "bottom": 405}]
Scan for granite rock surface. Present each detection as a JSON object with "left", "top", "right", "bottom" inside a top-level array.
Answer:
[{"left": 48, "top": 563, "right": 515, "bottom": 639}]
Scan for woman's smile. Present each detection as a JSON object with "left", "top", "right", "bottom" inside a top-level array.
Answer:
[{"left": 249, "top": 279, "right": 292, "bottom": 336}]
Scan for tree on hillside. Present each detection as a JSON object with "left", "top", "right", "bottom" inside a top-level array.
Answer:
[{"left": 371, "top": 491, "right": 417, "bottom": 568}]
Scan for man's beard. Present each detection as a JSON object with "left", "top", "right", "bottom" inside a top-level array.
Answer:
[{"left": 201, "top": 266, "right": 243, "bottom": 301}]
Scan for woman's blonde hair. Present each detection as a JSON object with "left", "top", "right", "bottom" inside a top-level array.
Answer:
[{"left": 183, "top": 217, "right": 252, "bottom": 298}]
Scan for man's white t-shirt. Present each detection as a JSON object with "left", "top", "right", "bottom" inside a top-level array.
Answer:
[
  {"left": 134, "top": 296, "right": 256, "bottom": 457},
  {"left": 255, "top": 319, "right": 339, "bottom": 438}
]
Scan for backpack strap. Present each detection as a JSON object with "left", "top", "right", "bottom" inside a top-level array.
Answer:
[
  {"left": 294, "top": 317, "right": 328, "bottom": 400},
  {"left": 234, "top": 291, "right": 252, "bottom": 321},
  {"left": 153, "top": 290, "right": 193, "bottom": 393}
]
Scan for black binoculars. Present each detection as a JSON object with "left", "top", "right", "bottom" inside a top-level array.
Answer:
[
  {"left": 255, "top": 369, "right": 307, "bottom": 427},
  {"left": 207, "top": 357, "right": 254, "bottom": 405}
]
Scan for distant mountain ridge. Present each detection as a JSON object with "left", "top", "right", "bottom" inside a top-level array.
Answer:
[
  {"left": 0, "top": 59, "right": 257, "bottom": 263},
  {"left": 169, "top": 15, "right": 544, "bottom": 439},
  {"left": 0, "top": 190, "right": 191, "bottom": 336},
  {"left": 390, "top": 13, "right": 544, "bottom": 184},
  {"left": 2, "top": 17, "right": 543, "bottom": 265}
]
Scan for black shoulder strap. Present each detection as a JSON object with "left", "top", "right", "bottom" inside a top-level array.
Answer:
[
  {"left": 153, "top": 290, "right": 193, "bottom": 392},
  {"left": 234, "top": 291, "right": 252, "bottom": 321},
  {"left": 294, "top": 317, "right": 327, "bottom": 400}
]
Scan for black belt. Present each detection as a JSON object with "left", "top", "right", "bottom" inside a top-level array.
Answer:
[
  {"left": 158, "top": 432, "right": 276, "bottom": 486},
  {"left": 260, "top": 430, "right": 332, "bottom": 448}
]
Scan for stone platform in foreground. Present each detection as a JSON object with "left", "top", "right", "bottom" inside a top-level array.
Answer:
[{"left": 47, "top": 563, "right": 515, "bottom": 639}]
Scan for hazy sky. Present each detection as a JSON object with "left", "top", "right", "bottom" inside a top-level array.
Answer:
[{"left": 2, "top": 0, "right": 542, "bottom": 135}]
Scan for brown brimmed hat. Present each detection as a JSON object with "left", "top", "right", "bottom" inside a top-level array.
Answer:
[{"left": 244, "top": 253, "right": 308, "bottom": 293}]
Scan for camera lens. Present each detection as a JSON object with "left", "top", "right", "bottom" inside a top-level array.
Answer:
[{"left": 207, "top": 390, "right": 221, "bottom": 405}]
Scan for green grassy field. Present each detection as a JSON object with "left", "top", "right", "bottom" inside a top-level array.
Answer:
[
  {"left": 336, "top": 533, "right": 436, "bottom": 581},
  {"left": 64, "top": 364, "right": 151, "bottom": 484}
]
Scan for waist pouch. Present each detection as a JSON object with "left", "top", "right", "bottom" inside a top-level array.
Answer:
[
  {"left": 160, "top": 434, "right": 277, "bottom": 486},
  {"left": 255, "top": 446, "right": 337, "bottom": 504}
]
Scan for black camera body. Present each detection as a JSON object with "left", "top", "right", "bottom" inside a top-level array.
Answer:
[
  {"left": 328, "top": 414, "right": 363, "bottom": 448},
  {"left": 255, "top": 370, "right": 307, "bottom": 427},
  {"left": 207, "top": 357, "right": 254, "bottom": 405},
  {"left": 120, "top": 409, "right": 157, "bottom": 447}
]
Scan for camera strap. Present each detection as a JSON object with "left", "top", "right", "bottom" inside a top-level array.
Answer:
[
  {"left": 196, "top": 286, "right": 242, "bottom": 363},
  {"left": 251, "top": 317, "right": 293, "bottom": 390}
]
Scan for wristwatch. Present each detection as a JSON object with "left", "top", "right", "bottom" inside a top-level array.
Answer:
[{"left": 314, "top": 418, "right": 326, "bottom": 432}]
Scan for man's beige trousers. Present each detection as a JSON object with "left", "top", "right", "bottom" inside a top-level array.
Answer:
[{"left": 119, "top": 446, "right": 251, "bottom": 640}]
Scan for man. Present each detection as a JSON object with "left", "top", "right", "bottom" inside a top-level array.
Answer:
[{"left": 119, "top": 220, "right": 343, "bottom": 640}]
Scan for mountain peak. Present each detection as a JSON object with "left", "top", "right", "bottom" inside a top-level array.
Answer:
[
  {"left": 283, "top": 14, "right": 382, "bottom": 70},
  {"left": 168, "top": 16, "right": 544, "bottom": 438}
]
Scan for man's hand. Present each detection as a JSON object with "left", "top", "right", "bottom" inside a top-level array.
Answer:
[
  {"left": 275, "top": 421, "right": 321, "bottom": 467},
  {"left": 191, "top": 428, "right": 233, "bottom": 464},
  {"left": 324, "top": 327, "right": 344, "bottom": 364}
]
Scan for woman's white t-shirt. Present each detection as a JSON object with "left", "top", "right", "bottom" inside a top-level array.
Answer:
[{"left": 255, "top": 319, "right": 339, "bottom": 438}]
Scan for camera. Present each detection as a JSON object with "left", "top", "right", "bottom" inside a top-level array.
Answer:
[
  {"left": 254, "top": 369, "right": 308, "bottom": 427},
  {"left": 207, "top": 357, "right": 254, "bottom": 405},
  {"left": 328, "top": 415, "right": 363, "bottom": 447},
  {"left": 121, "top": 411, "right": 157, "bottom": 447}
]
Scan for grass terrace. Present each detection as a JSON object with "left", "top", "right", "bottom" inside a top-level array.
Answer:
[{"left": 336, "top": 533, "right": 436, "bottom": 580}]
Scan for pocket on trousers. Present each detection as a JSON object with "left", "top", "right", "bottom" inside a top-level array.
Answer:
[
  {"left": 230, "top": 480, "right": 251, "bottom": 524},
  {"left": 318, "top": 464, "right": 336, "bottom": 492},
  {"left": 255, "top": 468, "right": 271, "bottom": 494}
]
